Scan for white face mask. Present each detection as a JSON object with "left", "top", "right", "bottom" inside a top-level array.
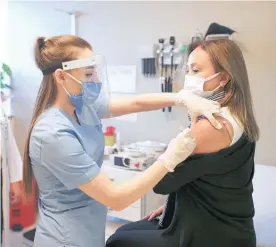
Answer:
[{"left": 184, "top": 72, "right": 221, "bottom": 98}]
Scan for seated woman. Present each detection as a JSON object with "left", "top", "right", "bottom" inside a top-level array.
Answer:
[{"left": 106, "top": 39, "right": 259, "bottom": 247}]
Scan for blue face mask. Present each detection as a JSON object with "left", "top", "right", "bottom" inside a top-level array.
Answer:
[
  {"left": 63, "top": 73, "right": 102, "bottom": 109},
  {"left": 69, "top": 82, "right": 102, "bottom": 112},
  {"left": 63, "top": 73, "right": 103, "bottom": 126}
]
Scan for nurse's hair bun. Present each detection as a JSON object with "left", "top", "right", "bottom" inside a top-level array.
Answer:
[{"left": 36, "top": 37, "right": 46, "bottom": 51}]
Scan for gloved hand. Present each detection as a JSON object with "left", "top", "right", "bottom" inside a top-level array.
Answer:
[
  {"left": 158, "top": 128, "right": 196, "bottom": 172},
  {"left": 175, "top": 89, "right": 222, "bottom": 129}
]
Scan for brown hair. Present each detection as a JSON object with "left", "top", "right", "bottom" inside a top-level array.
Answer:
[
  {"left": 187, "top": 39, "right": 259, "bottom": 142},
  {"left": 23, "top": 35, "right": 92, "bottom": 198}
]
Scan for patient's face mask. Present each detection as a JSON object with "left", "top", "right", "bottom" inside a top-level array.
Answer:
[{"left": 184, "top": 72, "right": 221, "bottom": 98}]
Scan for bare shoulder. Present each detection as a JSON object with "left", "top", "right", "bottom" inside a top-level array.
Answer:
[{"left": 191, "top": 117, "right": 233, "bottom": 154}]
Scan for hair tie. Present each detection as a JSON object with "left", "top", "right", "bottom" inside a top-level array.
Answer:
[{"left": 38, "top": 37, "right": 46, "bottom": 51}]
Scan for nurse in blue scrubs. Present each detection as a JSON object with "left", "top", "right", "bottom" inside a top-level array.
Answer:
[{"left": 22, "top": 35, "right": 222, "bottom": 247}]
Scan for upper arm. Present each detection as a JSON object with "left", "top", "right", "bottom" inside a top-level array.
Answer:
[
  {"left": 40, "top": 131, "right": 101, "bottom": 190},
  {"left": 191, "top": 117, "right": 232, "bottom": 154},
  {"left": 40, "top": 131, "right": 121, "bottom": 208},
  {"left": 96, "top": 97, "right": 135, "bottom": 119},
  {"left": 153, "top": 117, "right": 233, "bottom": 195},
  {"left": 107, "top": 98, "right": 136, "bottom": 117}
]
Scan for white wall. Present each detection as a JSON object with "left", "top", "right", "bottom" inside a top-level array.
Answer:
[
  {"left": 8, "top": 1, "right": 276, "bottom": 166},
  {"left": 0, "top": 0, "right": 8, "bottom": 62}
]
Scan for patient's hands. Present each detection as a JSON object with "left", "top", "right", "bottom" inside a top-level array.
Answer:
[{"left": 144, "top": 206, "right": 163, "bottom": 221}]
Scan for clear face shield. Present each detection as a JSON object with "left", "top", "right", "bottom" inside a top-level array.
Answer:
[
  {"left": 62, "top": 55, "right": 110, "bottom": 126},
  {"left": 173, "top": 51, "right": 189, "bottom": 91}
]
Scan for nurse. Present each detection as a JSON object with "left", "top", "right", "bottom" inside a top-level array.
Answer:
[{"left": 23, "top": 35, "right": 221, "bottom": 247}]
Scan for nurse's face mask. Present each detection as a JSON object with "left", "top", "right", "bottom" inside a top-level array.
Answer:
[
  {"left": 64, "top": 72, "right": 102, "bottom": 108},
  {"left": 61, "top": 55, "right": 110, "bottom": 125}
]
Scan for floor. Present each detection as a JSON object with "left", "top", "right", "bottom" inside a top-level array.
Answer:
[
  {"left": 5, "top": 219, "right": 276, "bottom": 247},
  {"left": 5, "top": 217, "right": 127, "bottom": 247}
]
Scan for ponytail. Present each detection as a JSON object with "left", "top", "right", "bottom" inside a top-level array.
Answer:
[{"left": 23, "top": 75, "right": 57, "bottom": 197}]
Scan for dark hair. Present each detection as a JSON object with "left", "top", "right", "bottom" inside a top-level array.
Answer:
[
  {"left": 186, "top": 39, "right": 259, "bottom": 142},
  {"left": 23, "top": 35, "right": 92, "bottom": 198},
  {"left": 37, "top": 37, "right": 45, "bottom": 51}
]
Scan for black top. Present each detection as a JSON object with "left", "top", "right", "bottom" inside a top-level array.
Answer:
[{"left": 153, "top": 134, "right": 256, "bottom": 247}]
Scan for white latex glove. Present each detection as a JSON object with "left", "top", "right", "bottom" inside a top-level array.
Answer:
[
  {"left": 158, "top": 128, "right": 196, "bottom": 172},
  {"left": 175, "top": 89, "right": 222, "bottom": 129}
]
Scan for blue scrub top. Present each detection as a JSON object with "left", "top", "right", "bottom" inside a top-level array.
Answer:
[{"left": 29, "top": 106, "right": 108, "bottom": 247}]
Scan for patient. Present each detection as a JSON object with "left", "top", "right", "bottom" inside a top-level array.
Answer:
[{"left": 106, "top": 39, "right": 259, "bottom": 247}]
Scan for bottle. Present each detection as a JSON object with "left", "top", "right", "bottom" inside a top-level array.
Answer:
[
  {"left": 104, "top": 126, "right": 116, "bottom": 146},
  {"left": 116, "top": 132, "right": 121, "bottom": 151}
]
